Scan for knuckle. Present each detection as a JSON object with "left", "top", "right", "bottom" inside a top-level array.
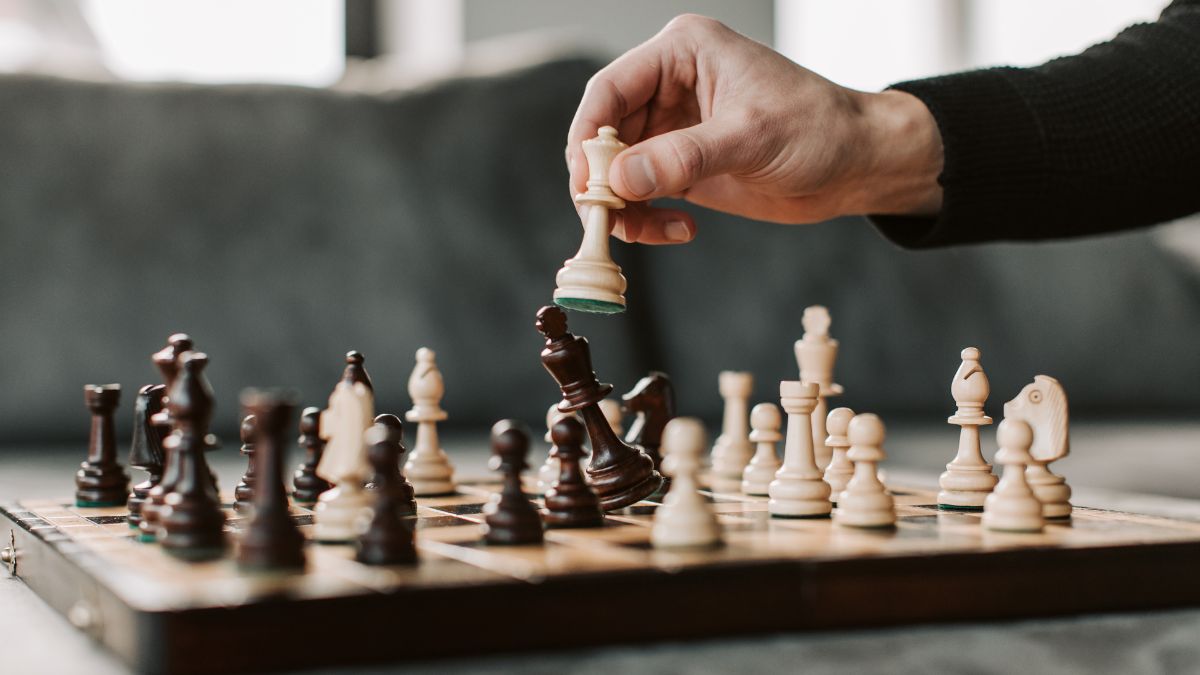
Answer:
[
  {"left": 664, "top": 13, "right": 725, "bottom": 36},
  {"left": 665, "top": 131, "right": 707, "bottom": 180}
]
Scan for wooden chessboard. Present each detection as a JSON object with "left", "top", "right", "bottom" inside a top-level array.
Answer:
[{"left": 5, "top": 480, "right": 1200, "bottom": 674}]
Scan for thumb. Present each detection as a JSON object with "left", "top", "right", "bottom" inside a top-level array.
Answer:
[{"left": 609, "top": 122, "right": 747, "bottom": 201}]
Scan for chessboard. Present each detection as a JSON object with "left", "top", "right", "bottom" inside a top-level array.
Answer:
[{"left": 5, "top": 480, "right": 1200, "bottom": 675}]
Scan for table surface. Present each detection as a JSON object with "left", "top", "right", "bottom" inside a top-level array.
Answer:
[{"left": 2, "top": 420, "right": 1198, "bottom": 675}]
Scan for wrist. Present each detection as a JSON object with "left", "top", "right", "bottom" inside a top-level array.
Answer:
[{"left": 850, "top": 89, "right": 944, "bottom": 216}]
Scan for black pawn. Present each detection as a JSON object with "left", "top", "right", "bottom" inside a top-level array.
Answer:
[
  {"left": 233, "top": 415, "right": 257, "bottom": 514},
  {"left": 127, "top": 384, "right": 167, "bottom": 528},
  {"left": 341, "top": 350, "right": 374, "bottom": 392},
  {"left": 141, "top": 333, "right": 195, "bottom": 541},
  {"left": 483, "top": 420, "right": 543, "bottom": 545},
  {"left": 292, "top": 407, "right": 332, "bottom": 507},
  {"left": 160, "top": 352, "right": 227, "bottom": 561},
  {"left": 238, "top": 390, "right": 306, "bottom": 572},
  {"left": 542, "top": 416, "right": 604, "bottom": 528},
  {"left": 367, "top": 414, "right": 417, "bottom": 516},
  {"left": 356, "top": 420, "right": 418, "bottom": 566},
  {"left": 76, "top": 384, "right": 129, "bottom": 507}
]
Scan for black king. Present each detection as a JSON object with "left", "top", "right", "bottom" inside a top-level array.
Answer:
[{"left": 536, "top": 305, "right": 662, "bottom": 510}]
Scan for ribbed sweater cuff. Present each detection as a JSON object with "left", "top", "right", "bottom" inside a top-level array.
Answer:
[{"left": 869, "top": 68, "right": 1046, "bottom": 248}]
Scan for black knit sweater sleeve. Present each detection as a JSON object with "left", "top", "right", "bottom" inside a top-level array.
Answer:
[{"left": 870, "top": 0, "right": 1200, "bottom": 248}]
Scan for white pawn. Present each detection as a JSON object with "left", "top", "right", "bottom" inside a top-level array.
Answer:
[
  {"left": 768, "top": 381, "right": 831, "bottom": 518},
  {"left": 741, "top": 403, "right": 782, "bottom": 496},
  {"left": 404, "top": 348, "right": 456, "bottom": 496},
  {"left": 536, "top": 403, "right": 568, "bottom": 495},
  {"left": 794, "top": 305, "right": 843, "bottom": 470},
  {"left": 834, "top": 413, "right": 896, "bottom": 528},
  {"left": 982, "top": 419, "right": 1045, "bottom": 533},
  {"left": 822, "top": 407, "right": 855, "bottom": 502},
  {"left": 652, "top": 418, "right": 722, "bottom": 549},
  {"left": 710, "top": 371, "right": 754, "bottom": 492},
  {"left": 938, "top": 347, "right": 998, "bottom": 509},
  {"left": 313, "top": 381, "right": 374, "bottom": 542}
]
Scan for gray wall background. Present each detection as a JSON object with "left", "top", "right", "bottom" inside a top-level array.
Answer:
[{"left": 0, "top": 55, "right": 1198, "bottom": 448}]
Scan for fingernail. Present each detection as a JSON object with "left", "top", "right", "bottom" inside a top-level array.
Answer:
[
  {"left": 622, "top": 154, "right": 657, "bottom": 198},
  {"left": 664, "top": 220, "right": 691, "bottom": 242}
]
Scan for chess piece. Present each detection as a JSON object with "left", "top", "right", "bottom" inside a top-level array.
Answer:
[
  {"left": 768, "top": 381, "right": 831, "bottom": 518},
  {"left": 369, "top": 414, "right": 417, "bottom": 517},
  {"left": 404, "top": 348, "right": 456, "bottom": 496},
  {"left": 140, "top": 333, "right": 195, "bottom": 541},
  {"left": 292, "top": 407, "right": 332, "bottom": 507},
  {"left": 710, "top": 371, "right": 754, "bottom": 493},
  {"left": 313, "top": 381, "right": 374, "bottom": 543},
  {"left": 238, "top": 390, "right": 306, "bottom": 571},
  {"left": 834, "top": 413, "right": 896, "bottom": 528},
  {"left": 536, "top": 403, "right": 570, "bottom": 495},
  {"left": 553, "top": 126, "right": 629, "bottom": 314},
  {"left": 356, "top": 420, "right": 419, "bottom": 565},
  {"left": 982, "top": 418, "right": 1045, "bottom": 533},
  {"left": 76, "top": 384, "right": 129, "bottom": 507},
  {"left": 795, "top": 306, "right": 843, "bottom": 469},
  {"left": 1004, "top": 375, "right": 1072, "bottom": 519},
  {"left": 127, "top": 384, "right": 166, "bottom": 528},
  {"left": 741, "top": 403, "right": 782, "bottom": 496},
  {"left": 159, "top": 353, "right": 227, "bottom": 561},
  {"left": 938, "top": 347, "right": 998, "bottom": 510},
  {"left": 822, "top": 407, "right": 856, "bottom": 503},
  {"left": 233, "top": 415, "right": 257, "bottom": 514},
  {"left": 536, "top": 305, "right": 662, "bottom": 510},
  {"left": 341, "top": 350, "right": 374, "bottom": 392},
  {"left": 483, "top": 420, "right": 544, "bottom": 545},
  {"left": 599, "top": 398, "right": 624, "bottom": 437},
  {"left": 542, "top": 415, "right": 605, "bottom": 528},
  {"left": 652, "top": 418, "right": 723, "bottom": 549},
  {"left": 621, "top": 371, "right": 675, "bottom": 471}
]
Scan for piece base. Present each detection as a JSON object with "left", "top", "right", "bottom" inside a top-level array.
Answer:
[
  {"left": 938, "top": 503, "right": 984, "bottom": 512},
  {"left": 554, "top": 297, "right": 625, "bottom": 314},
  {"left": 162, "top": 546, "right": 226, "bottom": 563},
  {"left": 770, "top": 512, "right": 832, "bottom": 520}
]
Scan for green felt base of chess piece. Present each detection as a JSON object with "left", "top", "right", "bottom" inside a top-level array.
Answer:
[
  {"left": 554, "top": 297, "right": 625, "bottom": 314},
  {"left": 75, "top": 498, "right": 126, "bottom": 508},
  {"left": 938, "top": 503, "right": 984, "bottom": 512},
  {"left": 162, "top": 544, "right": 226, "bottom": 563}
]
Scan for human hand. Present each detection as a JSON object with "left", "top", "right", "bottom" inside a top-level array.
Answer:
[{"left": 566, "top": 14, "right": 944, "bottom": 244}]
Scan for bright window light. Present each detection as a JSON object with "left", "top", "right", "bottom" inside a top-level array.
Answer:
[
  {"left": 81, "top": 0, "right": 345, "bottom": 86},
  {"left": 775, "top": 0, "right": 1170, "bottom": 92}
]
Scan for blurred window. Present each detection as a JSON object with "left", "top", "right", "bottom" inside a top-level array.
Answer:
[
  {"left": 775, "top": 0, "right": 1169, "bottom": 92},
  {"left": 81, "top": 0, "right": 345, "bottom": 86}
]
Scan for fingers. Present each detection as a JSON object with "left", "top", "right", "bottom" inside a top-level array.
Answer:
[
  {"left": 566, "top": 49, "right": 669, "bottom": 198},
  {"left": 609, "top": 120, "right": 749, "bottom": 202},
  {"left": 609, "top": 203, "right": 697, "bottom": 245}
]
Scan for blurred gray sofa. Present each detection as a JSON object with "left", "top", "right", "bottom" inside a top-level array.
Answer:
[{"left": 2, "top": 55, "right": 1198, "bottom": 443}]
